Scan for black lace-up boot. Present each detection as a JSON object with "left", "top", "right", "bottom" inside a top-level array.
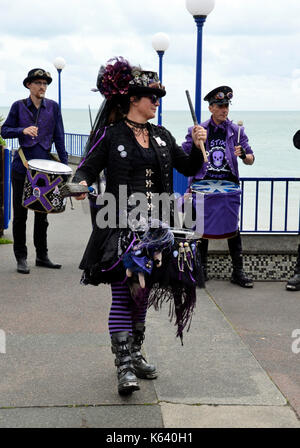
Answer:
[
  {"left": 230, "top": 253, "right": 254, "bottom": 288},
  {"left": 130, "top": 323, "right": 157, "bottom": 379},
  {"left": 111, "top": 331, "right": 140, "bottom": 395},
  {"left": 286, "top": 272, "right": 300, "bottom": 291}
]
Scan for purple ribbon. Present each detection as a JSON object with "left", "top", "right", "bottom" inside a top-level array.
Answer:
[
  {"left": 78, "top": 127, "right": 107, "bottom": 169},
  {"left": 101, "top": 234, "right": 136, "bottom": 272},
  {"left": 24, "top": 171, "right": 63, "bottom": 212}
]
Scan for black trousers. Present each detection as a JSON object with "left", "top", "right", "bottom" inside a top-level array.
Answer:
[
  {"left": 12, "top": 171, "right": 49, "bottom": 260},
  {"left": 199, "top": 230, "right": 243, "bottom": 267}
]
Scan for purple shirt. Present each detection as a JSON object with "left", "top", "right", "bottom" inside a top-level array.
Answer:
[
  {"left": 1, "top": 97, "right": 68, "bottom": 174},
  {"left": 182, "top": 117, "right": 254, "bottom": 186}
]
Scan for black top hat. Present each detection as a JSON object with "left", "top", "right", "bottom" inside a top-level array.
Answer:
[
  {"left": 23, "top": 68, "right": 52, "bottom": 88},
  {"left": 204, "top": 86, "right": 233, "bottom": 105},
  {"left": 128, "top": 69, "right": 166, "bottom": 98}
]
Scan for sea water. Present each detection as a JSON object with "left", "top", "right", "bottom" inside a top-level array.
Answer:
[
  {"left": 60, "top": 108, "right": 300, "bottom": 178},
  {"left": 1, "top": 107, "right": 299, "bottom": 177}
]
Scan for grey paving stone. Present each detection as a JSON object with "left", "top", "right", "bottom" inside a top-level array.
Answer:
[
  {"left": 160, "top": 403, "right": 300, "bottom": 428},
  {"left": 0, "top": 405, "right": 163, "bottom": 428},
  {"left": 144, "top": 288, "right": 286, "bottom": 405}
]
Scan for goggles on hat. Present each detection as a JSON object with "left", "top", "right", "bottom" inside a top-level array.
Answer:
[
  {"left": 33, "top": 69, "right": 51, "bottom": 78},
  {"left": 215, "top": 91, "right": 233, "bottom": 100}
]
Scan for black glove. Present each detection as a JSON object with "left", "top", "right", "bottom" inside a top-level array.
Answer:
[{"left": 239, "top": 147, "right": 246, "bottom": 159}]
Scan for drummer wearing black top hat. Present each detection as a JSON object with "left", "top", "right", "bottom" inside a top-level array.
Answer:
[
  {"left": 1, "top": 68, "right": 68, "bottom": 274},
  {"left": 182, "top": 86, "right": 255, "bottom": 288}
]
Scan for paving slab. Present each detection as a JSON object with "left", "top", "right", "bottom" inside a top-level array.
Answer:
[
  {"left": 0, "top": 405, "right": 163, "bottom": 428},
  {"left": 160, "top": 403, "right": 300, "bottom": 428},
  {"left": 206, "top": 280, "right": 300, "bottom": 417},
  {"left": 0, "top": 333, "right": 157, "bottom": 407},
  {"left": 144, "top": 288, "right": 286, "bottom": 405}
]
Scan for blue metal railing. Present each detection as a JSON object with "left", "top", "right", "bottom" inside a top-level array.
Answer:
[
  {"left": 4, "top": 133, "right": 90, "bottom": 157},
  {"left": 4, "top": 134, "right": 300, "bottom": 234},
  {"left": 240, "top": 177, "right": 299, "bottom": 234},
  {"left": 63, "top": 133, "right": 89, "bottom": 156}
]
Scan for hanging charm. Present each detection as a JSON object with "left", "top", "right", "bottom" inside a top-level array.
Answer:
[
  {"left": 178, "top": 242, "right": 185, "bottom": 272},
  {"left": 184, "top": 241, "right": 194, "bottom": 271}
]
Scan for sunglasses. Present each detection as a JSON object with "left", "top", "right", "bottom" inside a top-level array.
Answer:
[
  {"left": 144, "top": 94, "right": 160, "bottom": 105},
  {"left": 215, "top": 91, "right": 233, "bottom": 100}
]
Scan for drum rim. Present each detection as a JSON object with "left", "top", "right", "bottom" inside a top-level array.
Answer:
[
  {"left": 27, "top": 159, "right": 72, "bottom": 175},
  {"left": 169, "top": 227, "right": 202, "bottom": 239}
]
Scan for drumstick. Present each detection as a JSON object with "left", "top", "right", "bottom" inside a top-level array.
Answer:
[
  {"left": 237, "top": 120, "right": 243, "bottom": 144},
  {"left": 88, "top": 104, "right": 93, "bottom": 129},
  {"left": 185, "top": 90, "right": 208, "bottom": 162},
  {"left": 32, "top": 94, "right": 44, "bottom": 140}
]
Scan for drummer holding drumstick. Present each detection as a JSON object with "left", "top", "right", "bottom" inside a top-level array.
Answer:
[
  {"left": 1, "top": 68, "right": 68, "bottom": 274},
  {"left": 182, "top": 86, "right": 255, "bottom": 288}
]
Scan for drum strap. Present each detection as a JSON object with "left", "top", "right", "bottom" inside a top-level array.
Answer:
[{"left": 18, "top": 147, "right": 29, "bottom": 169}]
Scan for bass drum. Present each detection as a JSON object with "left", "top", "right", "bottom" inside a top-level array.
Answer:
[{"left": 191, "top": 179, "right": 241, "bottom": 239}]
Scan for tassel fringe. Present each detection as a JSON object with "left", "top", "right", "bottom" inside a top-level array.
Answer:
[{"left": 148, "top": 283, "right": 196, "bottom": 344}]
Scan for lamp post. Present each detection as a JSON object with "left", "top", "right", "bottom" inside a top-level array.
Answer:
[
  {"left": 152, "top": 32, "right": 170, "bottom": 125},
  {"left": 53, "top": 57, "right": 66, "bottom": 110},
  {"left": 186, "top": 0, "right": 215, "bottom": 123}
]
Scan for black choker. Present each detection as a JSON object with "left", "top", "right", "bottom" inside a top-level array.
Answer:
[
  {"left": 125, "top": 117, "right": 149, "bottom": 143},
  {"left": 125, "top": 117, "right": 148, "bottom": 129}
]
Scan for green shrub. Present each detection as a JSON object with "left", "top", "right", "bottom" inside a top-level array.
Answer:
[{"left": 0, "top": 238, "right": 13, "bottom": 244}]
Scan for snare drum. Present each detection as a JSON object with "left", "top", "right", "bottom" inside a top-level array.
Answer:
[
  {"left": 191, "top": 179, "right": 241, "bottom": 239},
  {"left": 22, "top": 159, "right": 73, "bottom": 213}
]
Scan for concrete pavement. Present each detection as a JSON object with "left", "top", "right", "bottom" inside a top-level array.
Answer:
[{"left": 0, "top": 198, "right": 299, "bottom": 428}]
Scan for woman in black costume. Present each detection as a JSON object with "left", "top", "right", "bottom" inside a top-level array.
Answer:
[{"left": 73, "top": 57, "right": 207, "bottom": 395}]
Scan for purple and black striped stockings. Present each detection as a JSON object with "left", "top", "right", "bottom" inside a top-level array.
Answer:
[{"left": 108, "top": 282, "right": 148, "bottom": 336}]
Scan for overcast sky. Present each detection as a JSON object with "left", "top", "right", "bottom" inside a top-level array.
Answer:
[{"left": 1, "top": 0, "right": 300, "bottom": 111}]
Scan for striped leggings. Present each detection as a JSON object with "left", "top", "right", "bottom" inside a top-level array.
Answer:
[{"left": 108, "top": 282, "right": 149, "bottom": 336}]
